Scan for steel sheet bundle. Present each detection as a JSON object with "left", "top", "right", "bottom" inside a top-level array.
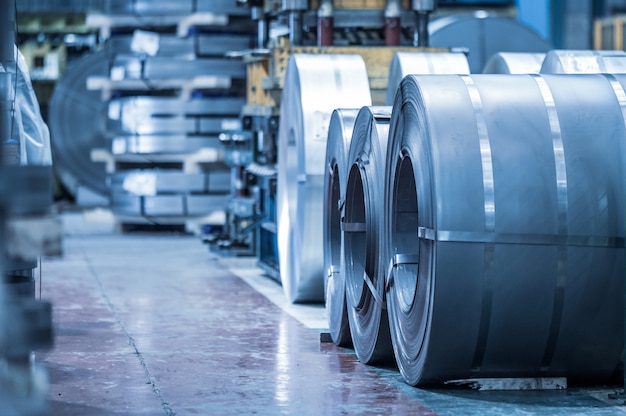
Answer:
[
  {"left": 324, "top": 109, "right": 359, "bottom": 346},
  {"left": 344, "top": 106, "right": 393, "bottom": 364},
  {"left": 384, "top": 73, "right": 626, "bottom": 386},
  {"left": 482, "top": 52, "right": 546, "bottom": 74},
  {"left": 385, "top": 52, "right": 470, "bottom": 105},
  {"left": 541, "top": 50, "right": 626, "bottom": 74},
  {"left": 277, "top": 54, "right": 371, "bottom": 303}
]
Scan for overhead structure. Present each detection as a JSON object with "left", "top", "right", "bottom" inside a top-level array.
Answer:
[
  {"left": 540, "top": 50, "right": 626, "bottom": 74},
  {"left": 385, "top": 51, "right": 470, "bottom": 105},
  {"left": 384, "top": 73, "right": 625, "bottom": 386},
  {"left": 482, "top": 52, "right": 546, "bottom": 74},
  {"left": 277, "top": 54, "right": 371, "bottom": 303},
  {"left": 429, "top": 13, "right": 552, "bottom": 73},
  {"left": 344, "top": 105, "right": 393, "bottom": 364}
]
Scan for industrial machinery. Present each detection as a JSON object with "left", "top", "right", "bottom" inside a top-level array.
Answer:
[{"left": 1, "top": 0, "right": 62, "bottom": 414}]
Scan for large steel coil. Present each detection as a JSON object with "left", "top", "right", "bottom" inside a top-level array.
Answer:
[
  {"left": 323, "top": 108, "right": 359, "bottom": 346},
  {"left": 385, "top": 52, "right": 470, "bottom": 105},
  {"left": 540, "top": 50, "right": 626, "bottom": 74},
  {"left": 48, "top": 49, "right": 109, "bottom": 197},
  {"left": 482, "top": 52, "right": 545, "bottom": 74},
  {"left": 277, "top": 54, "right": 371, "bottom": 303},
  {"left": 429, "top": 14, "right": 551, "bottom": 73},
  {"left": 344, "top": 106, "right": 393, "bottom": 364},
  {"left": 384, "top": 73, "right": 625, "bottom": 386}
]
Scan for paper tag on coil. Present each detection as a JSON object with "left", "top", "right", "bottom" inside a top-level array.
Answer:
[
  {"left": 130, "top": 30, "right": 160, "bottom": 56},
  {"left": 564, "top": 56, "right": 599, "bottom": 73},
  {"left": 221, "top": 118, "right": 241, "bottom": 131}
]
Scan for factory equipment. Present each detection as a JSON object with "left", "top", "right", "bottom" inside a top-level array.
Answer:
[
  {"left": 383, "top": 73, "right": 625, "bottom": 386},
  {"left": 1, "top": 0, "right": 60, "bottom": 413}
]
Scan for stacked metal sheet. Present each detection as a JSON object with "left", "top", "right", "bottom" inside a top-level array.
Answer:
[{"left": 50, "top": 1, "right": 252, "bottom": 220}]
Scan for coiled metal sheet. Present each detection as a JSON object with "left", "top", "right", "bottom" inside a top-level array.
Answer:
[
  {"left": 324, "top": 108, "right": 359, "bottom": 346},
  {"left": 344, "top": 106, "right": 393, "bottom": 364},
  {"left": 429, "top": 14, "right": 551, "bottom": 73},
  {"left": 48, "top": 50, "right": 109, "bottom": 197},
  {"left": 384, "top": 73, "right": 625, "bottom": 386},
  {"left": 482, "top": 52, "right": 546, "bottom": 74},
  {"left": 106, "top": 34, "right": 252, "bottom": 58},
  {"left": 540, "top": 50, "right": 626, "bottom": 74},
  {"left": 385, "top": 52, "right": 470, "bottom": 105},
  {"left": 277, "top": 54, "right": 371, "bottom": 303}
]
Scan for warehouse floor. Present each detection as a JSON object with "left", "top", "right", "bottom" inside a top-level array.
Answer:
[{"left": 35, "top": 210, "right": 626, "bottom": 415}]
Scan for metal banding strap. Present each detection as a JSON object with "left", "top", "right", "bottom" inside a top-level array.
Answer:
[
  {"left": 596, "top": 52, "right": 608, "bottom": 73},
  {"left": 364, "top": 271, "right": 386, "bottom": 309},
  {"left": 461, "top": 75, "right": 496, "bottom": 374},
  {"left": 417, "top": 227, "right": 623, "bottom": 248},
  {"left": 532, "top": 75, "right": 569, "bottom": 373},
  {"left": 341, "top": 221, "right": 366, "bottom": 232},
  {"left": 385, "top": 254, "right": 420, "bottom": 296},
  {"left": 328, "top": 265, "right": 340, "bottom": 278}
]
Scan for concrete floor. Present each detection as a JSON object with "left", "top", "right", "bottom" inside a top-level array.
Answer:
[{"left": 35, "top": 211, "right": 626, "bottom": 415}]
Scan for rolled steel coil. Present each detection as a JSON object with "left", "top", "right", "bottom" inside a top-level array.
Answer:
[
  {"left": 385, "top": 52, "right": 470, "bottom": 105},
  {"left": 344, "top": 106, "right": 393, "bottom": 364},
  {"left": 541, "top": 49, "right": 626, "bottom": 74},
  {"left": 323, "top": 108, "right": 359, "bottom": 346},
  {"left": 277, "top": 54, "right": 371, "bottom": 303},
  {"left": 384, "top": 73, "right": 626, "bottom": 386},
  {"left": 48, "top": 49, "right": 109, "bottom": 197},
  {"left": 429, "top": 14, "right": 551, "bottom": 73},
  {"left": 482, "top": 52, "right": 546, "bottom": 74}
]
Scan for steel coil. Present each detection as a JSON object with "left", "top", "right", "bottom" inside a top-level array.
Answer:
[
  {"left": 540, "top": 50, "right": 626, "bottom": 74},
  {"left": 384, "top": 73, "right": 626, "bottom": 386},
  {"left": 482, "top": 52, "right": 546, "bottom": 74},
  {"left": 429, "top": 14, "right": 551, "bottom": 73},
  {"left": 385, "top": 52, "right": 470, "bottom": 105},
  {"left": 323, "top": 108, "right": 359, "bottom": 346},
  {"left": 277, "top": 54, "right": 371, "bottom": 303},
  {"left": 48, "top": 50, "right": 109, "bottom": 197},
  {"left": 344, "top": 106, "right": 393, "bottom": 364}
]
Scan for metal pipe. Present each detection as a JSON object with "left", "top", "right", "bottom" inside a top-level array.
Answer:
[
  {"left": 317, "top": 0, "right": 334, "bottom": 46},
  {"left": 384, "top": 0, "right": 401, "bottom": 46},
  {"left": 252, "top": 6, "right": 268, "bottom": 49},
  {"left": 412, "top": 0, "right": 435, "bottom": 47}
]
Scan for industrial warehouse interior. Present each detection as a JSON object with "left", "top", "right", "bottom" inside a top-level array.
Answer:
[{"left": 4, "top": 0, "right": 626, "bottom": 415}]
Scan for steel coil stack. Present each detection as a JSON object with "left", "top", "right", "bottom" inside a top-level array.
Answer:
[
  {"left": 277, "top": 54, "right": 371, "bottom": 303},
  {"left": 383, "top": 73, "right": 625, "bottom": 386},
  {"left": 482, "top": 52, "right": 546, "bottom": 74},
  {"left": 49, "top": 0, "right": 253, "bottom": 221}
]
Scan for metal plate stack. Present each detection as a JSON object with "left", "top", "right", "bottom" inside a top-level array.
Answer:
[{"left": 50, "top": 1, "right": 253, "bottom": 221}]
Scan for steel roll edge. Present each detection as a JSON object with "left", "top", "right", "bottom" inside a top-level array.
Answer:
[
  {"left": 384, "top": 73, "right": 626, "bottom": 386},
  {"left": 385, "top": 52, "right": 470, "bottom": 106},
  {"left": 277, "top": 54, "right": 371, "bottom": 303},
  {"left": 344, "top": 106, "right": 394, "bottom": 364},
  {"left": 482, "top": 52, "right": 546, "bottom": 74},
  {"left": 324, "top": 108, "right": 360, "bottom": 346}
]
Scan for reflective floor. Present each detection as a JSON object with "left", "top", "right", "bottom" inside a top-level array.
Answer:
[{"left": 38, "top": 213, "right": 626, "bottom": 415}]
